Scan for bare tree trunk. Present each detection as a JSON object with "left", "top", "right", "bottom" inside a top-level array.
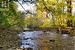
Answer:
[
  {"left": 67, "top": 0, "right": 72, "bottom": 16},
  {"left": 67, "top": 0, "right": 72, "bottom": 27}
]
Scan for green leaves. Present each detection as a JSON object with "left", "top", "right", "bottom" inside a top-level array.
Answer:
[{"left": 0, "top": 1, "right": 20, "bottom": 29}]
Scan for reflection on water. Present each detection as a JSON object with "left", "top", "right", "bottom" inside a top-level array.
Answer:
[{"left": 19, "top": 31, "right": 74, "bottom": 50}]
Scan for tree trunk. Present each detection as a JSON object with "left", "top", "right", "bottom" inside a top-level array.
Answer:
[
  {"left": 67, "top": 0, "right": 72, "bottom": 16},
  {"left": 67, "top": 0, "right": 72, "bottom": 27}
]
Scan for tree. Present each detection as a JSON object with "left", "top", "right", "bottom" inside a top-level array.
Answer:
[
  {"left": 66, "top": 0, "right": 73, "bottom": 27},
  {"left": 35, "top": 0, "right": 68, "bottom": 28},
  {"left": 0, "top": 1, "right": 22, "bottom": 49},
  {"left": 0, "top": 1, "right": 23, "bottom": 31}
]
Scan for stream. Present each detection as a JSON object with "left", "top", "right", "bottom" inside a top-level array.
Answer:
[{"left": 19, "top": 30, "right": 74, "bottom": 50}]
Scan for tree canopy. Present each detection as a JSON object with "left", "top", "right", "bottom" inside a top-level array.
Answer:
[{"left": 0, "top": 0, "right": 75, "bottom": 29}]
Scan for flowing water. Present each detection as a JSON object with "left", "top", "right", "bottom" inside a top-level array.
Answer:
[{"left": 19, "top": 31, "right": 74, "bottom": 50}]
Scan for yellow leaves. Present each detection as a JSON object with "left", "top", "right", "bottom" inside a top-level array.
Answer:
[
  {"left": 55, "top": 15, "right": 67, "bottom": 27},
  {"left": 30, "top": 0, "right": 73, "bottom": 28},
  {"left": 36, "top": 0, "right": 66, "bottom": 28},
  {"left": 43, "top": 0, "right": 56, "bottom": 8},
  {"left": 49, "top": 0, "right": 57, "bottom": 3},
  {"left": 44, "top": 0, "right": 47, "bottom": 1},
  {"left": 36, "top": 10, "right": 43, "bottom": 18},
  {"left": 44, "top": 0, "right": 56, "bottom": 3},
  {"left": 40, "top": 18, "right": 51, "bottom": 27},
  {"left": 36, "top": 3, "right": 45, "bottom": 11}
]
